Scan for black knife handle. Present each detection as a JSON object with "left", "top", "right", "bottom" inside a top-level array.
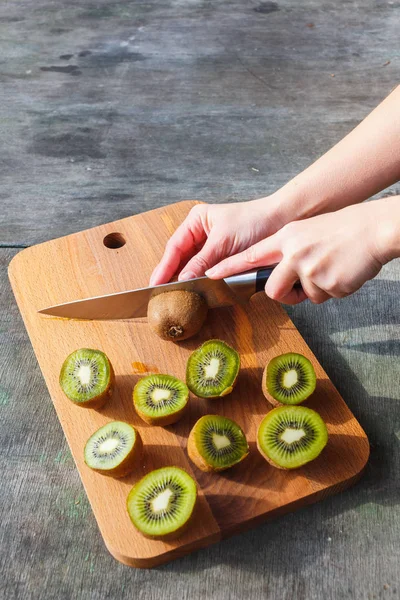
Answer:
[{"left": 255, "top": 267, "right": 302, "bottom": 293}]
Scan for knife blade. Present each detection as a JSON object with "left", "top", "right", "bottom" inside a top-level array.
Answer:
[{"left": 38, "top": 266, "right": 294, "bottom": 320}]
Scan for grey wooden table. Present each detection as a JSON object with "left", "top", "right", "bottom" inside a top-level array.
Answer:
[{"left": 1, "top": 1, "right": 399, "bottom": 599}]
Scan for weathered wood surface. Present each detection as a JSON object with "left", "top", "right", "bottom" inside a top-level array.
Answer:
[
  {"left": 8, "top": 201, "right": 369, "bottom": 567},
  {"left": 1, "top": 0, "right": 399, "bottom": 597}
]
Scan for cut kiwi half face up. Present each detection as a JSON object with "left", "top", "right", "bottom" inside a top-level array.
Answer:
[
  {"left": 188, "top": 415, "right": 249, "bottom": 471},
  {"left": 133, "top": 374, "right": 189, "bottom": 426},
  {"left": 186, "top": 339, "right": 240, "bottom": 398},
  {"left": 59, "top": 348, "right": 114, "bottom": 408},
  {"left": 263, "top": 352, "right": 316, "bottom": 406},
  {"left": 127, "top": 466, "right": 197, "bottom": 539},
  {"left": 84, "top": 421, "right": 142, "bottom": 478},
  {"left": 257, "top": 406, "right": 328, "bottom": 469}
]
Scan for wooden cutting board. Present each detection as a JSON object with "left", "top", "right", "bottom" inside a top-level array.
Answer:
[{"left": 8, "top": 200, "right": 370, "bottom": 568}]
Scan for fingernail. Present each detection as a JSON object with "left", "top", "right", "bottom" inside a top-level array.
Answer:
[
  {"left": 205, "top": 268, "right": 216, "bottom": 277},
  {"left": 179, "top": 271, "right": 196, "bottom": 281}
]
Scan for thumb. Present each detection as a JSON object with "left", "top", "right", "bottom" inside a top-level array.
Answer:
[
  {"left": 178, "top": 235, "right": 221, "bottom": 280},
  {"left": 205, "top": 234, "right": 282, "bottom": 279}
]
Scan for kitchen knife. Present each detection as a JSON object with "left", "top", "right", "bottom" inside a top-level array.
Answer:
[{"left": 38, "top": 266, "right": 301, "bottom": 320}]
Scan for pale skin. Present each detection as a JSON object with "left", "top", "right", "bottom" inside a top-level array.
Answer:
[{"left": 150, "top": 85, "right": 400, "bottom": 305}]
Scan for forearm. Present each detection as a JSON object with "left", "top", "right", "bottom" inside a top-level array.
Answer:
[{"left": 263, "top": 85, "right": 400, "bottom": 226}]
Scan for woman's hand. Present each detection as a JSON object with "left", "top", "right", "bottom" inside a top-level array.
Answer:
[
  {"left": 150, "top": 197, "right": 284, "bottom": 285},
  {"left": 150, "top": 86, "right": 400, "bottom": 290},
  {"left": 206, "top": 200, "right": 393, "bottom": 305}
]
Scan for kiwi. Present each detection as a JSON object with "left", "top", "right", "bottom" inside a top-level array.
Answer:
[
  {"left": 59, "top": 348, "right": 114, "bottom": 408},
  {"left": 262, "top": 352, "right": 316, "bottom": 406},
  {"left": 84, "top": 421, "right": 142, "bottom": 478},
  {"left": 188, "top": 414, "right": 249, "bottom": 472},
  {"left": 147, "top": 290, "right": 208, "bottom": 341},
  {"left": 127, "top": 466, "right": 197, "bottom": 539},
  {"left": 257, "top": 405, "right": 328, "bottom": 469},
  {"left": 186, "top": 339, "right": 240, "bottom": 398},
  {"left": 133, "top": 374, "right": 189, "bottom": 426}
]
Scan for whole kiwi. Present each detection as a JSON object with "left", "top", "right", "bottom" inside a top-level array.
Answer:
[{"left": 147, "top": 290, "right": 208, "bottom": 342}]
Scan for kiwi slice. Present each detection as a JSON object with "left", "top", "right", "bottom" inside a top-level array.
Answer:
[
  {"left": 262, "top": 352, "right": 316, "bottom": 406},
  {"left": 59, "top": 348, "right": 114, "bottom": 408},
  {"left": 127, "top": 466, "right": 197, "bottom": 539},
  {"left": 188, "top": 414, "right": 249, "bottom": 472},
  {"left": 133, "top": 374, "right": 189, "bottom": 426},
  {"left": 257, "top": 406, "right": 328, "bottom": 469},
  {"left": 84, "top": 421, "right": 142, "bottom": 478},
  {"left": 147, "top": 290, "right": 208, "bottom": 341},
  {"left": 186, "top": 339, "right": 240, "bottom": 398}
]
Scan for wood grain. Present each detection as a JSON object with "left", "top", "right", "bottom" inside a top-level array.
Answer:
[{"left": 8, "top": 200, "right": 369, "bottom": 568}]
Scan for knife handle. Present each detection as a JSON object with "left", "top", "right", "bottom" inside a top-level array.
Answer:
[{"left": 255, "top": 267, "right": 302, "bottom": 293}]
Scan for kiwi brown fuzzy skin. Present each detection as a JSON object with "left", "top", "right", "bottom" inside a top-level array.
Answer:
[
  {"left": 147, "top": 290, "right": 208, "bottom": 342},
  {"left": 256, "top": 434, "right": 288, "bottom": 470},
  {"left": 187, "top": 417, "right": 249, "bottom": 472},
  {"left": 86, "top": 427, "right": 143, "bottom": 478},
  {"left": 60, "top": 355, "right": 115, "bottom": 409},
  {"left": 261, "top": 363, "right": 281, "bottom": 407},
  {"left": 133, "top": 510, "right": 194, "bottom": 541},
  {"left": 187, "top": 427, "right": 215, "bottom": 472},
  {"left": 133, "top": 398, "right": 188, "bottom": 427}
]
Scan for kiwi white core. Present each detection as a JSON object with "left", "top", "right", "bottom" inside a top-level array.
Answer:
[
  {"left": 152, "top": 388, "right": 171, "bottom": 403},
  {"left": 78, "top": 365, "right": 92, "bottom": 385},
  {"left": 283, "top": 369, "right": 298, "bottom": 389},
  {"left": 281, "top": 427, "right": 306, "bottom": 444},
  {"left": 204, "top": 358, "right": 220, "bottom": 379},
  {"left": 212, "top": 433, "right": 231, "bottom": 450},
  {"left": 99, "top": 438, "right": 120, "bottom": 453},
  {"left": 152, "top": 488, "right": 173, "bottom": 512}
]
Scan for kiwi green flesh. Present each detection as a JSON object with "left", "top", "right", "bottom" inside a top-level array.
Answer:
[
  {"left": 133, "top": 374, "right": 189, "bottom": 419},
  {"left": 258, "top": 406, "right": 328, "bottom": 469},
  {"left": 127, "top": 466, "right": 197, "bottom": 538},
  {"left": 186, "top": 340, "right": 240, "bottom": 398},
  {"left": 60, "top": 348, "right": 111, "bottom": 403},
  {"left": 84, "top": 421, "right": 137, "bottom": 471},
  {"left": 266, "top": 352, "right": 316, "bottom": 405},
  {"left": 192, "top": 415, "right": 249, "bottom": 470}
]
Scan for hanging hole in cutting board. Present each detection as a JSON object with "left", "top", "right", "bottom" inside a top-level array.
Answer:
[{"left": 103, "top": 232, "right": 126, "bottom": 249}]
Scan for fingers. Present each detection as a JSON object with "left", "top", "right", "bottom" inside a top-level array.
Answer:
[
  {"left": 265, "top": 261, "right": 330, "bottom": 305},
  {"left": 178, "top": 235, "right": 219, "bottom": 280},
  {"left": 150, "top": 206, "right": 207, "bottom": 285},
  {"left": 205, "top": 235, "right": 282, "bottom": 280},
  {"left": 265, "top": 261, "right": 300, "bottom": 303},
  {"left": 279, "top": 288, "right": 309, "bottom": 305}
]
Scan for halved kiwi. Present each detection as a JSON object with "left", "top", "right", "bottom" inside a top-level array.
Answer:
[
  {"left": 59, "top": 348, "right": 114, "bottom": 408},
  {"left": 257, "top": 406, "right": 328, "bottom": 469},
  {"left": 262, "top": 352, "right": 316, "bottom": 406},
  {"left": 84, "top": 421, "right": 142, "bottom": 478},
  {"left": 133, "top": 374, "right": 189, "bottom": 426},
  {"left": 186, "top": 339, "right": 240, "bottom": 398},
  {"left": 127, "top": 466, "right": 197, "bottom": 539},
  {"left": 188, "top": 415, "right": 249, "bottom": 472},
  {"left": 147, "top": 290, "right": 208, "bottom": 341}
]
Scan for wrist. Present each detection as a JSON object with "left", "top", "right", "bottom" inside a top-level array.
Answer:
[
  {"left": 253, "top": 178, "right": 323, "bottom": 230},
  {"left": 248, "top": 195, "right": 288, "bottom": 234},
  {"left": 370, "top": 196, "right": 400, "bottom": 264}
]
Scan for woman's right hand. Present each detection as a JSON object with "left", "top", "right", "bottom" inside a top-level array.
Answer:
[{"left": 149, "top": 197, "right": 285, "bottom": 285}]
